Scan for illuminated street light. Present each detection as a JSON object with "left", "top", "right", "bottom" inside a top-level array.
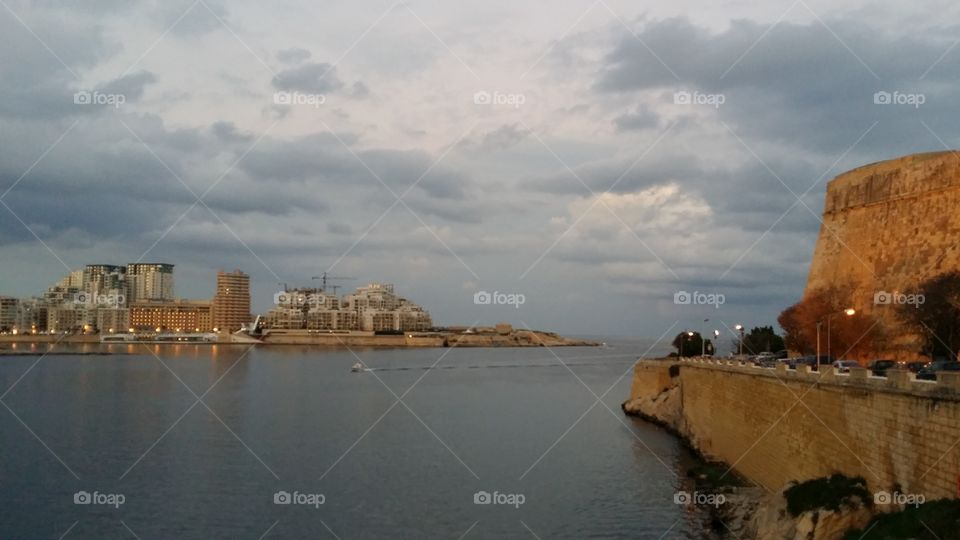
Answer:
[{"left": 817, "top": 308, "right": 857, "bottom": 367}]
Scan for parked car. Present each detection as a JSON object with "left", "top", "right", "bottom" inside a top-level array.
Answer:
[
  {"left": 917, "top": 361, "right": 960, "bottom": 381},
  {"left": 905, "top": 361, "right": 928, "bottom": 374},
  {"left": 788, "top": 355, "right": 832, "bottom": 371},
  {"left": 868, "top": 359, "right": 900, "bottom": 376},
  {"left": 832, "top": 360, "right": 860, "bottom": 374}
]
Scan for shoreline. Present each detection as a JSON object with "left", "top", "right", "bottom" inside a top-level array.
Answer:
[{"left": 0, "top": 330, "right": 602, "bottom": 348}]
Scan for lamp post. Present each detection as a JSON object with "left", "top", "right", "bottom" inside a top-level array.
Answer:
[
  {"left": 735, "top": 324, "right": 744, "bottom": 356},
  {"left": 816, "top": 308, "right": 855, "bottom": 367},
  {"left": 712, "top": 329, "right": 720, "bottom": 356},
  {"left": 683, "top": 331, "right": 694, "bottom": 358},
  {"left": 701, "top": 318, "right": 710, "bottom": 357}
]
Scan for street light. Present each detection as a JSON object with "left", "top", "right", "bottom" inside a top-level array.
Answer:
[
  {"left": 701, "top": 318, "right": 710, "bottom": 357},
  {"left": 713, "top": 329, "right": 720, "bottom": 356},
  {"left": 734, "top": 324, "right": 745, "bottom": 356},
  {"left": 683, "top": 331, "right": 694, "bottom": 358},
  {"left": 816, "top": 308, "right": 856, "bottom": 366}
]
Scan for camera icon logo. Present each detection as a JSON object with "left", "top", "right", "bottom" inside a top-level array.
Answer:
[
  {"left": 74, "top": 491, "right": 91, "bottom": 504},
  {"left": 73, "top": 91, "right": 92, "bottom": 105},
  {"left": 273, "top": 91, "right": 293, "bottom": 105},
  {"left": 874, "top": 291, "right": 891, "bottom": 305},
  {"left": 473, "top": 91, "right": 492, "bottom": 105},
  {"left": 673, "top": 291, "right": 691, "bottom": 305},
  {"left": 74, "top": 292, "right": 90, "bottom": 305},
  {"left": 873, "top": 91, "right": 892, "bottom": 105},
  {"left": 874, "top": 490, "right": 891, "bottom": 505},
  {"left": 673, "top": 91, "right": 692, "bottom": 105},
  {"left": 273, "top": 291, "right": 291, "bottom": 305},
  {"left": 673, "top": 491, "right": 691, "bottom": 505},
  {"left": 474, "top": 291, "right": 492, "bottom": 305},
  {"left": 274, "top": 490, "right": 292, "bottom": 505},
  {"left": 473, "top": 490, "right": 492, "bottom": 505}
]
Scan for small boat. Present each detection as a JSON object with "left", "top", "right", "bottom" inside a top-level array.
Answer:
[{"left": 351, "top": 362, "right": 364, "bottom": 372}]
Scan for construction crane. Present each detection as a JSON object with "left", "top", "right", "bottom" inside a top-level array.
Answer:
[{"left": 311, "top": 272, "right": 355, "bottom": 294}]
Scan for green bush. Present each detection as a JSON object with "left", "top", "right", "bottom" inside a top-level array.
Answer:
[{"left": 783, "top": 474, "right": 870, "bottom": 517}]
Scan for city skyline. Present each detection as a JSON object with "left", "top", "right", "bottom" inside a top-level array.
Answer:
[{"left": 0, "top": 262, "right": 441, "bottom": 335}]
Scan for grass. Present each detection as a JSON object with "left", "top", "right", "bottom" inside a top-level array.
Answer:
[
  {"left": 842, "top": 499, "right": 960, "bottom": 540},
  {"left": 783, "top": 474, "right": 871, "bottom": 517}
]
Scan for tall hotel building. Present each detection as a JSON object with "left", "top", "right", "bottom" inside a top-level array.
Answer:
[
  {"left": 126, "top": 263, "right": 174, "bottom": 302},
  {"left": 212, "top": 270, "right": 251, "bottom": 332}
]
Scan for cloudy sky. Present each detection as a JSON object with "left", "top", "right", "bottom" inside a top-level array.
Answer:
[{"left": 0, "top": 0, "right": 958, "bottom": 339}]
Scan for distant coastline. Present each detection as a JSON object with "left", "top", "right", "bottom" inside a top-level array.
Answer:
[{"left": 0, "top": 327, "right": 600, "bottom": 350}]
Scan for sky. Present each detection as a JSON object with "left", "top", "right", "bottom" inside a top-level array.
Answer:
[{"left": 0, "top": 0, "right": 958, "bottom": 340}]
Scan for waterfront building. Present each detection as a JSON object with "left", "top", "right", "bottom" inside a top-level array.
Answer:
[
  {"left": 397, "top": 304, "right": 433, "bottom": 332},
  {"left": 96, "top": 308, "right": 131, "bottom": 334},
  {"left": 0, "top": 296, "right": 18, "bottom": 331},
  {"left": 262, "top": 288, "right": 342, "bottom": 330},
  {"left": 212, "top": 270, "right": 251, "bottom": 333},
  {"left": 129, "top": 300, "right": 212, "bottom": 332},
  {"left": 126, "top": 263, "right": 174, "bottom": 302},
  {"left": 342, "top": 282, "right": 432, "bottom": 332},
  {"left": 47, "top": 305, "right": 93, "bottom": 333},
  {"left": 14, "top": 298, "right": 43, "bottom": 333},
  {"left": 258, "top": 282, "right": 433, "bottom": 333}
]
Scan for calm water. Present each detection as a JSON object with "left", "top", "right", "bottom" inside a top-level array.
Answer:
[{"left": 0, "top": 338, "right": 705, "bottom": 539}]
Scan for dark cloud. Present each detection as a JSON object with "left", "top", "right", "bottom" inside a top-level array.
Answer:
[
  {"left": 271, "top": 62, "right": 345, "bottom": 94},
  {"left": 596, "top": 16, "right": 960, "bottom": 153}
]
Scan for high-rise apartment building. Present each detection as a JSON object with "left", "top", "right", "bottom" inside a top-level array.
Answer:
[
  {"left": 126, "top": 263, "right": 174, "bottom": 302},
  {"left": 212, "top": 270, "right": 250, "bottom": 332},
  {"left": 82, "top": 264, "right": 126, "bottom": 301}
]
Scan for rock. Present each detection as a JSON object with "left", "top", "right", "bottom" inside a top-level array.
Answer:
[{"left": 711, "top": 486, "right": 874, "bottom": 540}]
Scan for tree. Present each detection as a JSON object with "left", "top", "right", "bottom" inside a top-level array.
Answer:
[
  {"left": 671, "top": 331, "right": 714, "bottom": 357},
  {"left": 778, "top": 284, "right": 883, "bottom": 359},
  {"left": 897, "top": 271, "right": 960, "bottom": 360},
  {"left": 733, "top": 326, "right": 785, "bottom": 355}
]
